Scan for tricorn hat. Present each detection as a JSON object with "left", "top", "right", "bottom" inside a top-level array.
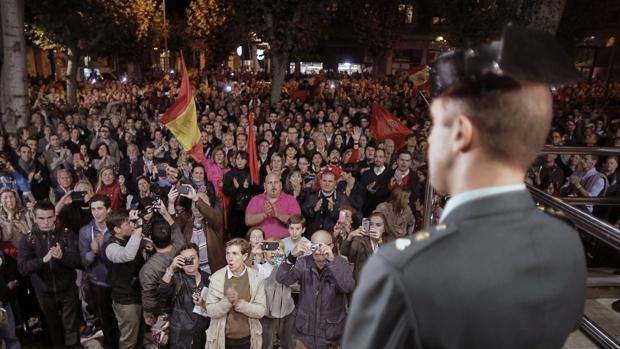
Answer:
[{"left": 430, "top": 25, "right": 581, "bottom": 96}]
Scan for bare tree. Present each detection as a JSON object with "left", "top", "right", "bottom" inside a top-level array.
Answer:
[{"left": 1, "top": 0, "right": 29, "bottom": 132}]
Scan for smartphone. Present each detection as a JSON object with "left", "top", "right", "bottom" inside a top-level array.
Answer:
[
  {"left": 261, "top": 241, "right": 280, "bottom": 251},
  {"left": 338, "top": 210, "right": 347, "bottom": 224},
  {"left": 176, "top": 184, "right": 190, "bottom": 195},
  {"left": 73, "top": 153, "right": 82, "bottom": 162},
  {"left": 362, "top": 218, "right": 370, "bottom": 233},
  {"left": 70, "top": 191, "right": 87, "bottom": 202}
]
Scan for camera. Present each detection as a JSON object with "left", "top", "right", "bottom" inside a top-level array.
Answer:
[
  {"left": 138, "top": 196, "right": 161, "bottom": 217},
  {"left": 310, "top": 243, "right": 321, "bottom": 252},
  {"left": 184, "top": 256, "right": 194, "bottom": 266},
  {"left": 261, "top": 241, "right": 280, "bottom": 251}
]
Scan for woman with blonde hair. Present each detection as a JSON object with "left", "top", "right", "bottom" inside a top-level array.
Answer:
[
  {"left": 0, "top": 189, "right": 32, "bottom": 248},
  {"left": 374, "top": 187, "right": 415, "bottom": 238}
]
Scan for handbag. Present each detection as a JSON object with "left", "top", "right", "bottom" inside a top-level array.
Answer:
[{"left": 151, "top": 314, "right": 169, "bottom": 346}]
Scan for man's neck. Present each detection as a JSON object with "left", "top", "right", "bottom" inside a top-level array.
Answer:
[
  {"left": 231, "top": 265, "right": 246, "bottom": 277},
  {"left": 321, "top": 190, "right": 334, "bottom": 197},
  {"left": 448, "top": 158, "right": 525, "bottom": 197},
  {"left": 155, "top": 245, "right": 173, "bottom": 254},
  {"left": 94, "top": 220, "right": 107, "bottom": 231}
]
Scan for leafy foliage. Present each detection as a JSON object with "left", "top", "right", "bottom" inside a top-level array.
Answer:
[
  {"left": 431, "top": 0, "right": 543, "bottom": 47},
  {"left": 350, "top": 0, "right": 414, "bottom": 59}
]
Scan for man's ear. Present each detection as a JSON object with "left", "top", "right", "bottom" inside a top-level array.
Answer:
[{"left": 452, "top": 115, "right": 475, "bottom": 153}]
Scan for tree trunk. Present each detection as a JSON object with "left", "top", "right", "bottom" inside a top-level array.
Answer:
[
  {"left": 0, "top": 0, "right": 29, "bottom": 132},
  {"left": 65, "top": 45, "right": 80, "bottom": 106},
  {"left": 372, "top": 52, "right": 388, "bottom": 78},
  {"left": 270, "top": 51, "right": 289, "bottom": 104}
]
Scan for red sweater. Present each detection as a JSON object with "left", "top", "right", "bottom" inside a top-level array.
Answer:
[{"left": 97, "top": 183, "right": 125, "bottom": 209}]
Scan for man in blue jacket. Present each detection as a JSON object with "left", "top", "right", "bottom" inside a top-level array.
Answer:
[{"left": 78, "top": 194, "right": 119, "bottom": 348}]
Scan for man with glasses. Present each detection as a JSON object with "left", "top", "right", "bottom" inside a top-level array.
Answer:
[{"left": 276, "top": 230, "right": 355, "bottom": 349}]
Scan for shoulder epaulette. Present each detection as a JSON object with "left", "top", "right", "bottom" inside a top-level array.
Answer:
[
  {"left": 537, "top": 206, "right": 575, "bottom": 228},
  {"left": 379, "top": 223, "right": 458, "bottom": 268}
]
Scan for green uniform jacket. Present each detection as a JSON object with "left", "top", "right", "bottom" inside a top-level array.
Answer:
[{"left": 342, "top": 190, "right": 586, "bottom": 349}]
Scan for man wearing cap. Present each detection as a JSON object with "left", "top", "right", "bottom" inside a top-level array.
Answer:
[{"left": 343, "top": 27, "right": 587, "bottom": 349}]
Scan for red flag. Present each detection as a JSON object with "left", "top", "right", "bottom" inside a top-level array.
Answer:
[
  {"left": 370, "top": 102, "right": 413, "bottom": 149},
  {"left": 160, "top": 53, "right": 204, "bottom": 162},
  {"left": 248, "top": 112, "right": 260, "bottom": 184},
  {"left": 289, "top": 89, "right": 310, "bottom": 103}
]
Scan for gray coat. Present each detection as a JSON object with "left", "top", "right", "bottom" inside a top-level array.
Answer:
[
  {"left": 342, "top": 190, "right": 587, "bottom": 349},
  {"left": 276, "top": 254, "right": 355, "bottom": 349}
]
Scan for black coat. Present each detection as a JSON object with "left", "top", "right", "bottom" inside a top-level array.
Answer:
[
  {"left": 301, "top": 190, "right": 350, "bottom": 235},
  {"left": 359, "top": 168, "right": 391, "bottom": 217},
  {"left": 222, "top": 167, "right": 259, "bottom": 238},
  {"left": 17, "top": 226, "right": 81, "bottom": 294}
]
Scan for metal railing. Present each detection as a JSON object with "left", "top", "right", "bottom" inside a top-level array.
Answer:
[
  {"left": 540, "top": 145, "right": 620, "bottom": 156},
  {"left": 528, "top": 185, "right": 620, "bottom": 250},
  {"left": 581, "top": 316, "right": 620, "bottom": 349}
]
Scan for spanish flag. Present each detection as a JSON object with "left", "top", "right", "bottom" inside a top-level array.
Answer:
[
  {"left": 409, "top": 65, "right": 430, "bottom": 88},
  {"left": 160, "top": 53, "right": 205, "bottom": 162}
]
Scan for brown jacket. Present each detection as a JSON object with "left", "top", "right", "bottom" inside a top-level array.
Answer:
[{"left": 175, "top": 198, "right": 226, "bottom": 273}]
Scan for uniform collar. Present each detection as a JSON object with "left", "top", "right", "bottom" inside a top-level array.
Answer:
[{"left": 440, "top": 184, "right": 527, "bottom": 223}]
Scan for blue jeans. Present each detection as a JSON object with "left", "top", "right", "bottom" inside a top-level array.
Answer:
[{"left": 0, "top": 305, "right": 21, "bottom": 349}]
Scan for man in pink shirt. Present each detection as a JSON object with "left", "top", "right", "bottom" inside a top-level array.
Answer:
[{"left": 245, "top": 173, "right": 301, "bottom": 239}]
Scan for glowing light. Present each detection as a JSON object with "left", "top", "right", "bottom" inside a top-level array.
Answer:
[{"left": 236, "top": 46, "right": 243, "bottom": 56}]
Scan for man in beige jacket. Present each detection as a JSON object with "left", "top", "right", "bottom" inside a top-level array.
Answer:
[{"left": 205, "top": 238, "right": 266, "bottom": 349}]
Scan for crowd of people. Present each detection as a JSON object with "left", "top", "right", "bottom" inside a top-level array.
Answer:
[{"left": 0, "top": 69, "right": 613, "bottom": 348}]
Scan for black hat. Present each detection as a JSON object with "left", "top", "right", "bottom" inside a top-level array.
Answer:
[{"left": 430, "top": 25, "right": 581, "bottom": 96}]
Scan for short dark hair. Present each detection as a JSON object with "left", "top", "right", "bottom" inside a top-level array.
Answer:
[
  {"left": 150, "top": 220, "right": 172, "bottom": 249},
  {"left": 438, "top": 82, "right": 553, "bottom": 169},
  {"left": 397, "top": 150, "right": 413, "bottom": 159},
  {"left": 181, "top": 243, "right": 199, "bottom": 255},
  {"left": 33, "top": 200, "right": 55, "bottom": 214},
  {"left": 106, "top": 210, "right": 129, "bottom": 232},
  {"left": 90, "top": 194, "right": 112, "bottom": 209}
]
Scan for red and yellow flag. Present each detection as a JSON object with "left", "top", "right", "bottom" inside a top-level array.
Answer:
[
  {"left": 248, "top": 112, "right": 260, "bottom": 184},
  {"left": 160, "top": 53, "right": 205, "bottom": 162},
  {"left": 409, "top": 65, "right": 430, "bottom": 88}
]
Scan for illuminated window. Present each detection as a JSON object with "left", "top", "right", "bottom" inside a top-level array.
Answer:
[
  {"left": 398, "top": 4, "right": 414, "bottom": 24},
  {"left": 432, "top": 16, "right": 446, "bottom": 25},
  {"left": 607, "top": 36, "right": 616, "bottom": 47}
]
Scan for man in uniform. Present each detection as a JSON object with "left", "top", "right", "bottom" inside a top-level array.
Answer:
[{"left": 342, "top": 26, "right": 587, "bottom": 349}]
